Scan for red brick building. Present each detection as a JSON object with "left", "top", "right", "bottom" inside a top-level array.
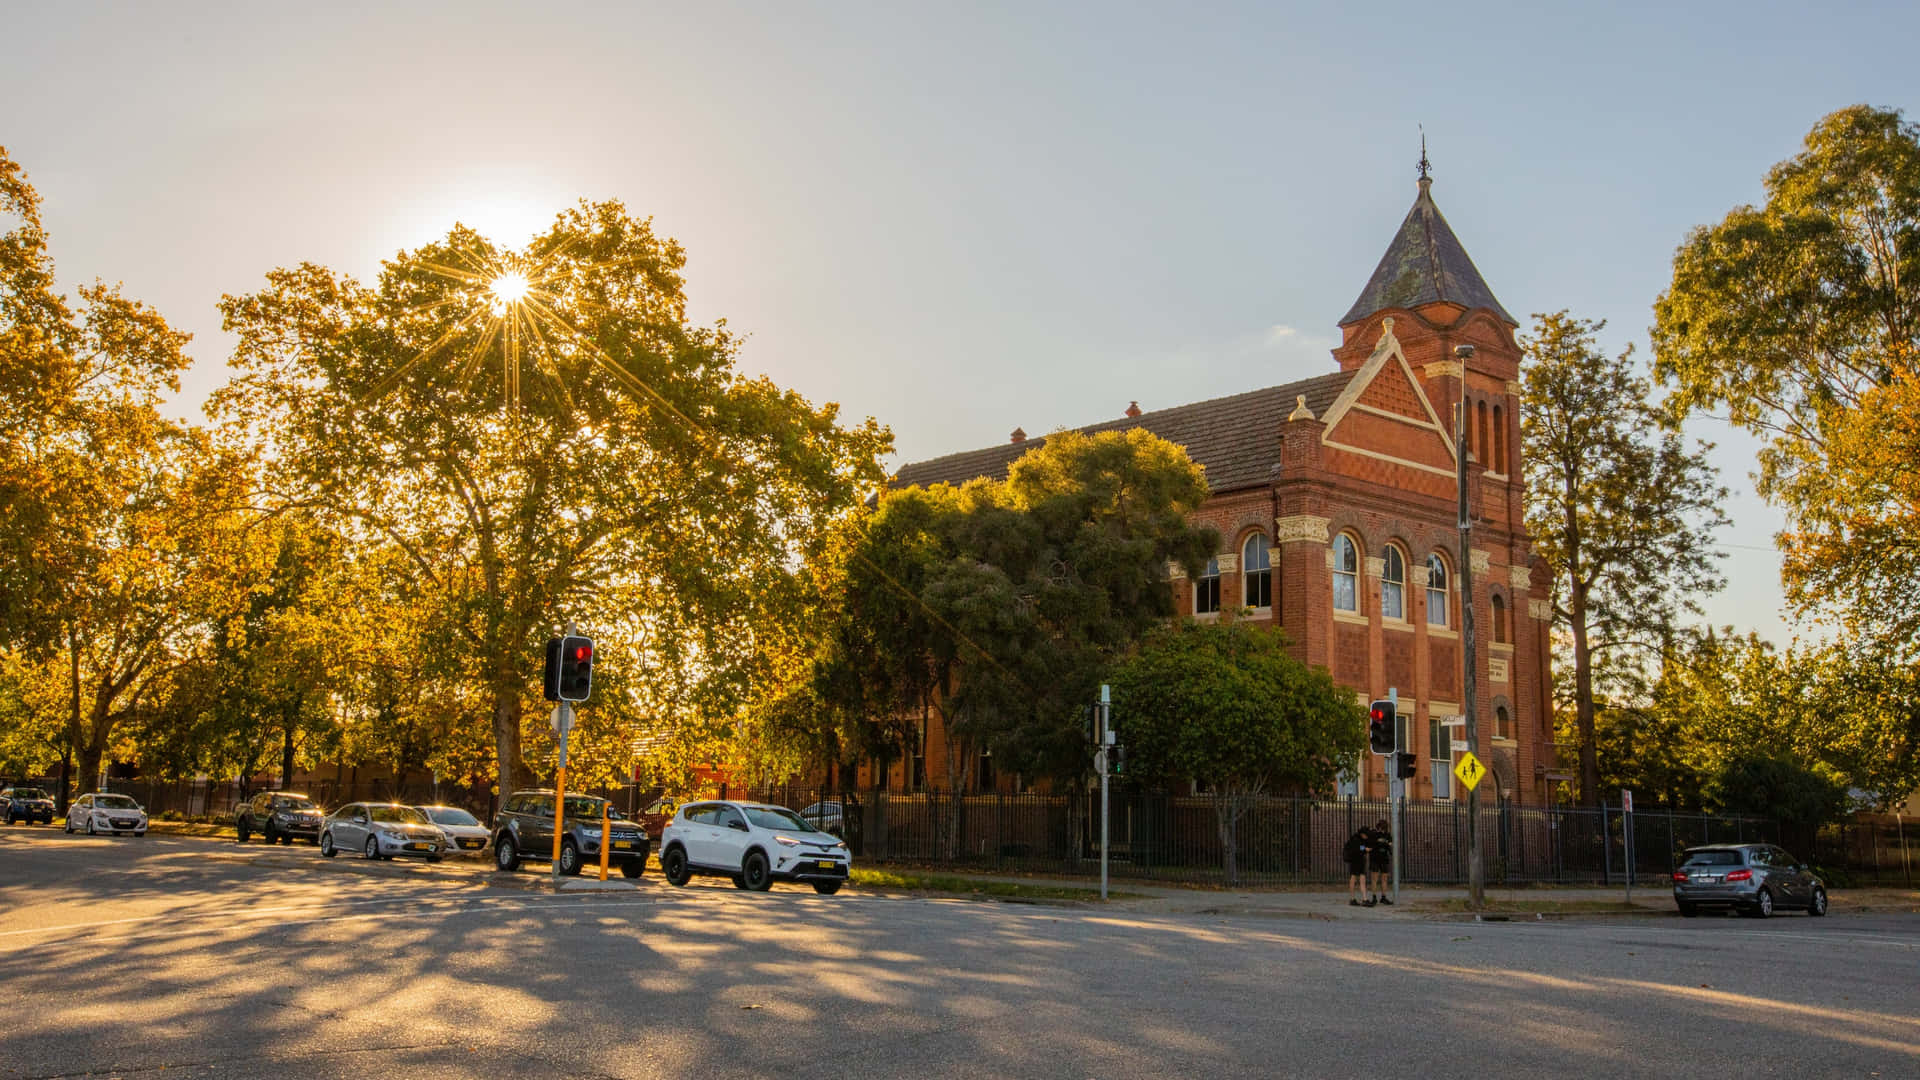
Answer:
[{"left": 890, "top": 171, "right": 1555, "bottom": 805}]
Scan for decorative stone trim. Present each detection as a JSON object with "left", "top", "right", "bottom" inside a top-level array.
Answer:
[
  {"left": 1508, "top": 564, "right": 1531, "bottom": 591},
  {"left": 1470, "top": 549, "right": 1490, "bottom": 575},
  {"left": 1424, "top": 360, "right": 1464, "bottom": 379},
  {"left": 1275, "top": 514, "right": 1331, "bottom": 544},
  {"left": 1490, "top": 641, "right": 1515, "bottom": 655},
  {"left": 1410, "top": 565, "right": 1430, "bottom": 588},
  {"left": 1489, "top": 657, "right": 1510, "bottom": 684},
  {"left": 1529, "top": 598, "right": 1552, "bottom": 621},
  {"left": 1334, "top": 611, "right": 1370, "bottom": 628},
  {"left": 1167, "top": 561, "right": 1187, "bottom": 580},
  {"left": 1425, "top": 625, "right": 1458, "bottom": 640},
  {"left": 1287, "top": 395, "right": 1316, "bottom": 422},
  {"left": 1505, "top": 380, "right": 1522, "bottom": 396},
  {"left": 1364, "top": 557, "right": 1385, "bottom": 579},
  {"left": 1216, "top": 553, "right": 1239, "bottom": 573}
]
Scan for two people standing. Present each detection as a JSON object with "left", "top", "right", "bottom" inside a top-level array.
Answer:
[{"left": 1345, "top": 820, "right": 1394, "bottom": 907}]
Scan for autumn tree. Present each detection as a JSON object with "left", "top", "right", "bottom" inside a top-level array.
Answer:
[
  {"left": 1653, "top": 105, "right": 1920, "bottom": 661},
  {"left": 1522, "top": 311, "right": 1728, "bottom": 806},
  {"left": 1109, "top": 619, "right": 1362, "bottom": 885},
  {"left": 215, "top": 205, "right": 890, "bottom": 799}
]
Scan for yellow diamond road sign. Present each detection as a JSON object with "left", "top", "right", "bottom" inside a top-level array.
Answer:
[{"left": 1453, "top": 751, "right": 1487, "bottom": 792}]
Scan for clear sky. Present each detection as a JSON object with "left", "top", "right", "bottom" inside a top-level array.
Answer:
[{"left": 7, "top": 1, "right": 1918, "bottom": 646}]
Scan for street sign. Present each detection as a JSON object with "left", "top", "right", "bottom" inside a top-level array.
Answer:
[
  {"left": 1622, "top": 789, "right": 1634, "bottom": 813},
  {"left": 1453, "top": 751, "right": 1487, "bottom": 792}
]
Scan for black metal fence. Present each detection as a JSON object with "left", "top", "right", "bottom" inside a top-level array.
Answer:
[
  {"left": 740, "top": 785, "right": 1793, "bottom": 886},
  {"left": 1811, "top": 814, "right": 1918, "bottom": 886}
]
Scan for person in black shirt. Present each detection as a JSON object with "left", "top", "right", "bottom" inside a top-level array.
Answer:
[
  {"left": 1345, "top": 826, "right": 1373, "bottom": 907},
  {"left": 1368, "top": 818, "right": 1393, "bottom": 905}
]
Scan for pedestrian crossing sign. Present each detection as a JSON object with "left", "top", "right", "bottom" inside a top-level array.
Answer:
[{"left": 1453, "top": 751, "right": 1487, "bottom": 792}]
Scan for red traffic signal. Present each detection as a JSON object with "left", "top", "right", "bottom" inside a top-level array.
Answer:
[
  {"left": 543, "top": 634, "right": 596, "bottom": 703},
  {"left": 1368, "top": 699, "right": 1396, "bottom": 755}
]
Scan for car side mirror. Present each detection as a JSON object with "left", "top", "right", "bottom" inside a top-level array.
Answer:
[{"left": 729, "top": 821, "right": 749, "bottom": 832}]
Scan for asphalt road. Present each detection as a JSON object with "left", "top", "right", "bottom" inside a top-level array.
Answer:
[{"left": 2, "top": 827, "right": 1916, "bottom": 1079}]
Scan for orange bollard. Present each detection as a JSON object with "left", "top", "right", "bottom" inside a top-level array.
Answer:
[
  {"left": 551, "top": 766, "right": 566, "bottom": 880},
  {"left": 598, "top": 800, "right": 611, "bottom": 881}
]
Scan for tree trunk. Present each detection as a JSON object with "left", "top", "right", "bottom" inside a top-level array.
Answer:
[
  {"left": 492, "top": 684, "right": 526, "bottom": 799},
  {"left": 1569, "top": 584, "right": 1600, "bottom": 808},
  {"left": 281, "top": 710, "right": 297, "bottom": 790},
  {"left": 1217, "top": 794, "right": 1240, "bottom": 886}
]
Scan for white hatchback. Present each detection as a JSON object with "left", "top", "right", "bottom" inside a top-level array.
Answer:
[
  {"left": 415, "top": 805, "right": 490, "bottom": 856},
  {"left": 659, "top": 801, "right": 851, "bottom": 893},
  {"left": 66, "top": 793, "right": 147, "bottom": 836}
]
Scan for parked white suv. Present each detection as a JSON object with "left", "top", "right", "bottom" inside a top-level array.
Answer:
[{"left": 659, "top": 801, "right": 851, "bottom": 894}]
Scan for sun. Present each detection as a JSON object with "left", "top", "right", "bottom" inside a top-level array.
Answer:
[{"left": 488, "top": 271, "right": 531, "bottom": 313}]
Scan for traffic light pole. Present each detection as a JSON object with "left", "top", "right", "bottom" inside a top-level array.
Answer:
[
  {"left": 1455, "top": 346, "right": 1484, "bottom": 909},
  {"left": 1389, "top": 689, "right": 1400, "bottom": 906},
  {"left": 552, "top": 699, "right": 572, "bottom": 885},
  {"left": 1098, "top": 684, "right": 1112, "bottom": 902}
]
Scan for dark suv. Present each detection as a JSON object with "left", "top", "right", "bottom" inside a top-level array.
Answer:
[
  {"left": 235, "top": 791, "right": 325, "bottom": 845},
  {"left": 2, "top": 787, "right": 55, "bottom": 825},
  {"left": 492, "top": 790, "right": 649, "bottom": 878}
]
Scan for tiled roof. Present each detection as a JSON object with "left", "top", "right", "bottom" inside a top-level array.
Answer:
[
  {"left": 892, "top": 371, "right": 1354, "bottom": 493},
  {"left": 1339, "top": 179, "right": 1515, "bottom": 327}
]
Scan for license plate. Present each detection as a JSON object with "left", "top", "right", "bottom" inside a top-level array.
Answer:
[
  {"left": 461, "top": 839, "right": 483, "bottom": 848},
  {"left": 406, "top": 842, "right": 431, "bottom": 851},
  {"left": 612, "top": 840, "right": 633, "bottom": 850},
  {"left": 816, "top": 860, "right": 836, "bottom": 870}
]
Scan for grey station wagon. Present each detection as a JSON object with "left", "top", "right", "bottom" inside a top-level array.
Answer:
[{"left": 1671, "top": 843, "right": 1827, "bottom": 918}]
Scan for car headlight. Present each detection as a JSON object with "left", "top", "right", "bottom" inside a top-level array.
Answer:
[{"left": 774, "top": 835, "right": 802, "bottom": 847}]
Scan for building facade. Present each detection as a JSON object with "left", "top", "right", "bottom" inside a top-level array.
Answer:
[{"left": 889, "top": 170, "right": 1556, "bottom": 805}]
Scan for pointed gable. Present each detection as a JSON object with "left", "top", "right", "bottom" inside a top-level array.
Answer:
[
  {"left": 1339, "top": 176, "right": 1515, "bottom": 327},
  {"left": 1318, "top": 319, "right": 1458, "bottom": 492}
]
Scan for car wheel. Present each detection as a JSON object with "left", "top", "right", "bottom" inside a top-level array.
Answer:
[
  {"left": 1743, "top": 888, "right": 1773, "bottom": 918},
  {"left": 236, "top": 821, "right": 249, "bottom": 843},
  {"left": 812, "top": 881, "right": 842, "bottom": 895},
  {"left": 364, "top": 836, "right": 380, "bottom": 861},
  {"left": 264, "top": 823, "right": 278, "bottom": 845},
  {"left": 620, "top": 858, "right": 646, "bottom": 879},
  {"left": 64, "top": 817, "right": 73, "bottom": 834},
  {"left": 559, "top": 839, "right": 583, "bottom": 877},
  {"left": 280, "top": 834, "right": 293, "bottom": 846},
  {"left": 495, "top": 836, "right": 521, "bottom": 872},
  {"left": 662, "top": 846, "right": 691, "bottom": 886},
  {"left": 427, "top": 855, "right": 443, "bottom": 864},
  {"left": 1676, "top": 901, "right": 1697, "bottom": 917},
  {"left": 86, "top": 817, "right": 96, "bottom": 836},
  {"left": 743, "top": 851, "right": 772, "bottom": 892},
  {"left": 1807, "top": 886, "right": 1828, "bottom": 917},
  {"left": 731, "top": 874, "right": 748, "bottom": 889},
  {"left": 320, "top": 832, "right": 336, "bottom": 858}
]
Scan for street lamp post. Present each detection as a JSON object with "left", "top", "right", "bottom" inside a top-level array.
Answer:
[{"left": 1454, "top": 344, "right": 1485, "bottom": 909}]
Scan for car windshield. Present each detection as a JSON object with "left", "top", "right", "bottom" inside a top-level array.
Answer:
[
  {"left": 563, "top": 796, "right": 607, "bottom": 819},
  {"left": 95, "top": 795, "right": 139, "bottom": 809},
  {"left": 274, "top": 796, "right": 315, "bottom": 808},
  {"left": 423, "top": 807, "right": 480, "bottom": 827},
  {"left": 368, "top": 805, "right": 427, "bottom": 824},
  {"left": 11, "top": 788, "right": 48, "bottom": 800},
  {"left": 745, "top": 806, "right": 817, "bottom": 832},
  {"left": 1683, "top": 850, "right": 1742, "bottom": 866}
]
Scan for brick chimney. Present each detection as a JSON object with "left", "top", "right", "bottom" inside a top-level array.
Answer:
[
  {"left": 1125, "top": 401, "right": 1142, "bottom": 418},
  {"left": 1010, "top": 427, "right": 1027, "bottom": 443}
]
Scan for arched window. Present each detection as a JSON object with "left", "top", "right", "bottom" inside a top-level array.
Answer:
[
  {"left": 1426, "top": 553, "right": 1449, "bottom": 627},
  {"left": 1381, "top": 546, "right": 1406, "bottom": 621},
  {"left": 1195, "top": 557, "right": 1221, "bottom": 615},
  {"left": 1243, "top": 533, "right": 1272, "bottom": 609},
  {"left": 1492, "top": 404, "right": 1506, "bottom": 473},
  {"left": 1332, "top": 535, "right": 1358, "bottom": 612},
  {"left": 1491, "top": 594, "right": 1508, "bottom": 644},
  {"left": 1476, "top": 400, "right": 1490, "bottom": 467},
  {"left": 1495, "top": 705, "right": 1512, "bottom": 740}
]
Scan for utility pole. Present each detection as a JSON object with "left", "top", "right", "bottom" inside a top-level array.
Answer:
[
  {"left": 551, "top": 621, "right": 576, "bottom": 885},
  {"left": 1098, "top": 683, "right": 1113, "bottom": 901},
  {"left": 1455, "top": 344, "right": 1484, "bottom": 908},
  {"left": 1389, "top": 687, "right": 1401, "bottom": 906}
]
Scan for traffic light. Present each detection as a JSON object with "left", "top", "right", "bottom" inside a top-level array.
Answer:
[
  {"left": 1368, "top": 699, "right": 1396, "bottom": 755},
  {"left": 1396, "top": 752, "right": 1417, "bottom": 779},
  {"left": 544, "top": 634, "right": 595, "bottom": 702},
  {"left": 1113, "top": 744, "right": 1127, "bottom": 776}
]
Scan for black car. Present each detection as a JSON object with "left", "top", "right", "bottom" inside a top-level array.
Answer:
[
  {"left": 2, "top": 787, "right": 56, "bottom": 825},
  {"left": 235, "top": 791, "right": 325, "bottom": 845},
  {"left": 491, "top": 790, "right": 649, "bottom": 878}
]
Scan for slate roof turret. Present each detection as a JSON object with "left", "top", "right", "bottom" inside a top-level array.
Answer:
[{"left": 1339, "top": 173, "right": 1515, "bottom": 327}]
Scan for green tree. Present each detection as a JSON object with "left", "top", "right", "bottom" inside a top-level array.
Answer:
[
  {"left": 794, "top": 429, "right": 1217, "bottom": 811},
  {"left": 1653, "top": 105, "right": 1920, "bottom": 659},
  {"left": 1108, "top": 619, "right": 1362, "bottom": 885},
  {"left": 1522, "top": 311, "right": 1728, "bottom": 806},
  {"left": 215, "top": 206, "right": 890, "bottom": 799}
]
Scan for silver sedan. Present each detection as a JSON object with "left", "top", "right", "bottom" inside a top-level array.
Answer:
[
  {"left": 415, "top": 805, "right": 490, "bottom": 856},
  {"left": 320, "top": 803, "right": 445, "bottom": 862}
]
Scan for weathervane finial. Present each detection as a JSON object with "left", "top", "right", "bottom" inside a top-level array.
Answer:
[{"left": 1417, "top": 126, "right": 1432, "bottom": 185}]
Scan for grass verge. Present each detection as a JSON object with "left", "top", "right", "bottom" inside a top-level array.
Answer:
[{"left": 849, "top": 868, "right": 1131, "bottom": 901}]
